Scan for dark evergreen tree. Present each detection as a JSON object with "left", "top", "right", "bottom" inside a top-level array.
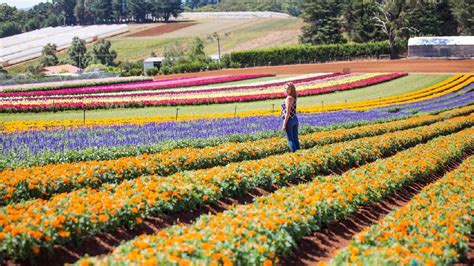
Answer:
[
  {"left": 300, "top": 0, "right": 346, "bottom": 45},
  {"left": 128, "top": 0, "right": 149, "bottom": 22},
  {"left": 344, "top": 0, "right": 385, "bottom": 43},
  {"left": 436, "top": 0, "right": 457, "bottom": 36},
  {"left": 92, "top": 0, "right": 113, "bottom": 23},
  {"left": 450, "top": 0, "right": 474, "bottom": 35}
]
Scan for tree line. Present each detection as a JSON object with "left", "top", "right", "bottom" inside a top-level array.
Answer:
[
  {"left": 0, "top": 0, "right": 183, "bottom": 38},
  {"left": 299, "top": 0, "right": 473, "bottom": 58}
]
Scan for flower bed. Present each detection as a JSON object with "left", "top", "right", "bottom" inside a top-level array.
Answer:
[
  {"left": 0, "top": 74, "right": 274, "bottom": 97},
  {"left": 76, "top": 128, "right": 473, "bottom": 265},
  {"left": 329, "top": 156, "right": 474, "bottom": 265},
  {"left": 0, "top": 73, "right": 404, "bottom": 112},
  {"left": 0, "top": 116, "right": 471, "bottom": 259},
  {"left": 1, "top": 110, "right": 464, "bottom": 204}
]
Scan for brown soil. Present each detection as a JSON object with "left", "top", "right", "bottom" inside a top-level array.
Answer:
[
  {"left": 127, "top": 22, "right": 198, "bottom": 37},
  {"left": 278, "top": 156, "right": 470, "bottom": 266},
  {"left": 457, "top": 232, "right": 474, "bottom": 266},
  {"left": 154, "top": 59, "right": 474, "bottom": 80}
]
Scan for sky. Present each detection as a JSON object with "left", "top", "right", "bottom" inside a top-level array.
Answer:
[{"left": 0, "top": 0, "right": 49, "bottom": 9}]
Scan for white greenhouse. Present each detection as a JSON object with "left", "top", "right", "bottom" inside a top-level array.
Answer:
[
  {"left": 408, "top": 36, "right": 474, "bottom": 58},
  {"left": 0, "top": 24, "right": 128, "bottom": 67}
]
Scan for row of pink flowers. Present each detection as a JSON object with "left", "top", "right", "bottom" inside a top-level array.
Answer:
[
  {"left": 0, "top": 73, "right": 406, "bottom": 113},
  {"left": 0, "top": 74, "right": 274, "bottom": 97},
  {"left": 4, "top": 73, "right": 344, "bottom": 102}
]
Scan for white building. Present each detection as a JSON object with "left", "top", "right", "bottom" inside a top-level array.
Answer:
[{"left": 408, "top": 36, "right": 474, "bottom": 58}]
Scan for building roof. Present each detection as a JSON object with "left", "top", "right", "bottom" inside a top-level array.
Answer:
[
  {"left": 41, "top": 64, "right": 81, "bottom": 75},
  {"left": 408, "top": 36, "right": 474, "bottom": 46},
  {"left": 144, "top": 57, "right": 165, "bottom": 62}
]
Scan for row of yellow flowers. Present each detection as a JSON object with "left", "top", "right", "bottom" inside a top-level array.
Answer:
[
  {"left": 2, "top": 74, "right": 472, "bottom": 133},
  {"left": 1, "top": 114, "right": 471, "bottom": 259},
  {"left": 329, "top": 155, "right": 473, "bottom": 266},
  {"left": 2, "top": 105, "right": 472, "bottom": 205},
  {"left": 76, "top": 126, "right": 474, "bottom": 265}
]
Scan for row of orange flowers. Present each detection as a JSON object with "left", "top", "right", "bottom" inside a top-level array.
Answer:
[
  {"left": 329, "top": 155, "right": 473, "bottom": 265},
  {"left": 1, "top": 114, "right": 471, "bottom": 259},
  {"left": 2, "top": 105, "right": 473, "bottom": 205},
  {"left": 76, "top": 125, "right": 474, "bottom": 265}
]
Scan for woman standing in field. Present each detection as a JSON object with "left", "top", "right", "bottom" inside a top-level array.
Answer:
[{"left": 281, "top": 82, "right": 300, "bottom": 152}]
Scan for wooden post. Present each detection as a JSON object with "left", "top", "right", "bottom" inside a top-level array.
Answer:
[
  {"left": 175, "top": 108, "right": 180, "bottom": 120},
  {"left": 321, "top": 101, "right": 324, "bottom": 111},
  {"left": 272, "top": 104, "right": 275, "bottom": 112},
  {"left": 234, "top": 105, "right": 237, "bottom": 118},
  {"left": 83, "top": 109, "right": 86, "bottom": 125}
]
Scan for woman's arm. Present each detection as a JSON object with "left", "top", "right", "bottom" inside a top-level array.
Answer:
[{"left": 282, "top": 96, "right": 293, "bottom": 130}]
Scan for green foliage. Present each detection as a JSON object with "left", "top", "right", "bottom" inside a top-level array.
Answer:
[
  {"left": 38, "top": 43, "right": 59, "bottom": 68},
  {"left": 343, "top": 0, "right": 385, "bottom": 43},
  {"left": 84, "top": 63, "right": 109, "bottom": 72},
  {"left": 229, "top": 41, "right": 392, "bottom": 67},
  {"left": 191, "top": 0, "right": 304, "bottom": 16},
  {"left": 450, "top": 0, "right": 474, "bottom": 35},
  {"left": 0, "top": 21, "right": 21, "bottom": 38},
  {"left": 119, "top": 61, "right": 144, "bottom": 77},
  {"left": 146, "top": 67, "right": 159, "bottom": 76},
  {"left": 300, "top": 0, "right": 346, "bottom": 45},
  {"left": 67, "top": 36, "right": 91, "bottom": 69},
  {"left": 89, "top": 39, "right": 117, "bottom": 66},
  {"left": 160, "top": 37, "right": 218, "bottom": 74}
]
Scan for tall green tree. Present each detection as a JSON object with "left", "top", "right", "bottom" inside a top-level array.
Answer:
[
  {"left": 111, "top": 0, "right": 125, "bottom": 23},
  {"left": 153, "top": 0, "right": 183, "bottom": 22},
  {"left": 67, "top": 36, "right": 90, "bottom": 69},
  {"left": 128, "top": 0, "right": 149, "bottom": 22},
  {"left": 373, "top": 0, "right": 410, "bottom": 58},
  {"left": 92, "top": 0, "right": 113, "bottom": 23},
  {"left": 343, "top": 0, "right": 384, "bottom": 43},
  {"left": 450, "top": 0, "right": 474, "bottom": 35},
  {"left": 436, "top": 0, "right": 457, "bottom": 36},
  {"left": 300, "top": 0, "right": 346, "bottom": 45},
  {"left": 39, "top": 43, "right": 59, "bottom": 67},
  {"left": 405, "top": 0, "right": 440, "bottom": 36},
  {"left": 89, "top": 39, "right": 117, "bottom": 66},
  {"left": 53, "top": 0, "right": 76, "bottom": 25}
]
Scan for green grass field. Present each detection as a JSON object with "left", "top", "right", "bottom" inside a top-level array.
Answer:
[{"left": 0, "top": 74, "right": 448, "bottom": 122}]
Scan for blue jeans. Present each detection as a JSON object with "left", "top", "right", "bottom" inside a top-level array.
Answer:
[{"left": 284, "top": 116, "right": 300, "bottom": 152}]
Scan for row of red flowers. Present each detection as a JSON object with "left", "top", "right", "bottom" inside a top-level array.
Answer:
[
  {"left": 0, "top": 74, "right": 274, "bottom": 97},
  {"left": 0, "top": 73, "right": 406, "bottom": 113},
  {"left": 3, "top": 73, "right": 344, "bottom": 102}
]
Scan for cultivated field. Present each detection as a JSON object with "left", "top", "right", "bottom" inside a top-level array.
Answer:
[
  {"left": 5, "top": 17, "right": 304, "bottom": 74},
  {"left": 0, "top": 56, "right": 473, "bottom": 265}
]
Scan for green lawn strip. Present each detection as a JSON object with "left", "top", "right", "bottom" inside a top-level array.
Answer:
[
  {"left": 329, "top": 156, "right": 474, "bottom": 265},
  {"left": 0, "top": 115, "right": 471, "bottom": 259},
  {"left": 0, "top": 74, "right": 447, "bottom": 121},
  {"left": 76, "top": 127, "right": 473, "bottom": 265}
]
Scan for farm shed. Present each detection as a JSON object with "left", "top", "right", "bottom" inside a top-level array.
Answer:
[{"left": 408, "top": 36, "right": 474, "bottom": 58}]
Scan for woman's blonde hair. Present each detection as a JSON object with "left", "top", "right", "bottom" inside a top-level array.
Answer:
[{"left": 285, "top": 82, "right": 297, "bottom": 98}]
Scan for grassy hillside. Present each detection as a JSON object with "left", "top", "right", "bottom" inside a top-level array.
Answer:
[{"left": 6, "top": 17, "right": 304, "bottom": 74}]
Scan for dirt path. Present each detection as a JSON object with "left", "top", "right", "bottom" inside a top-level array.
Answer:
[
  {"left": 154, "top": 59, "right": 474, "bottom": 80},
  {"left": 127, "top": 22, "right": 198, "bottom": 37},
  {"left": 279, "top": 156, "right": 470, "bottom": 265}
]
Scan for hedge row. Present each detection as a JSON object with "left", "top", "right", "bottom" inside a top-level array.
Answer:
[{"left": 229, "top": 41, "right": 393, "bottom": 67}]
